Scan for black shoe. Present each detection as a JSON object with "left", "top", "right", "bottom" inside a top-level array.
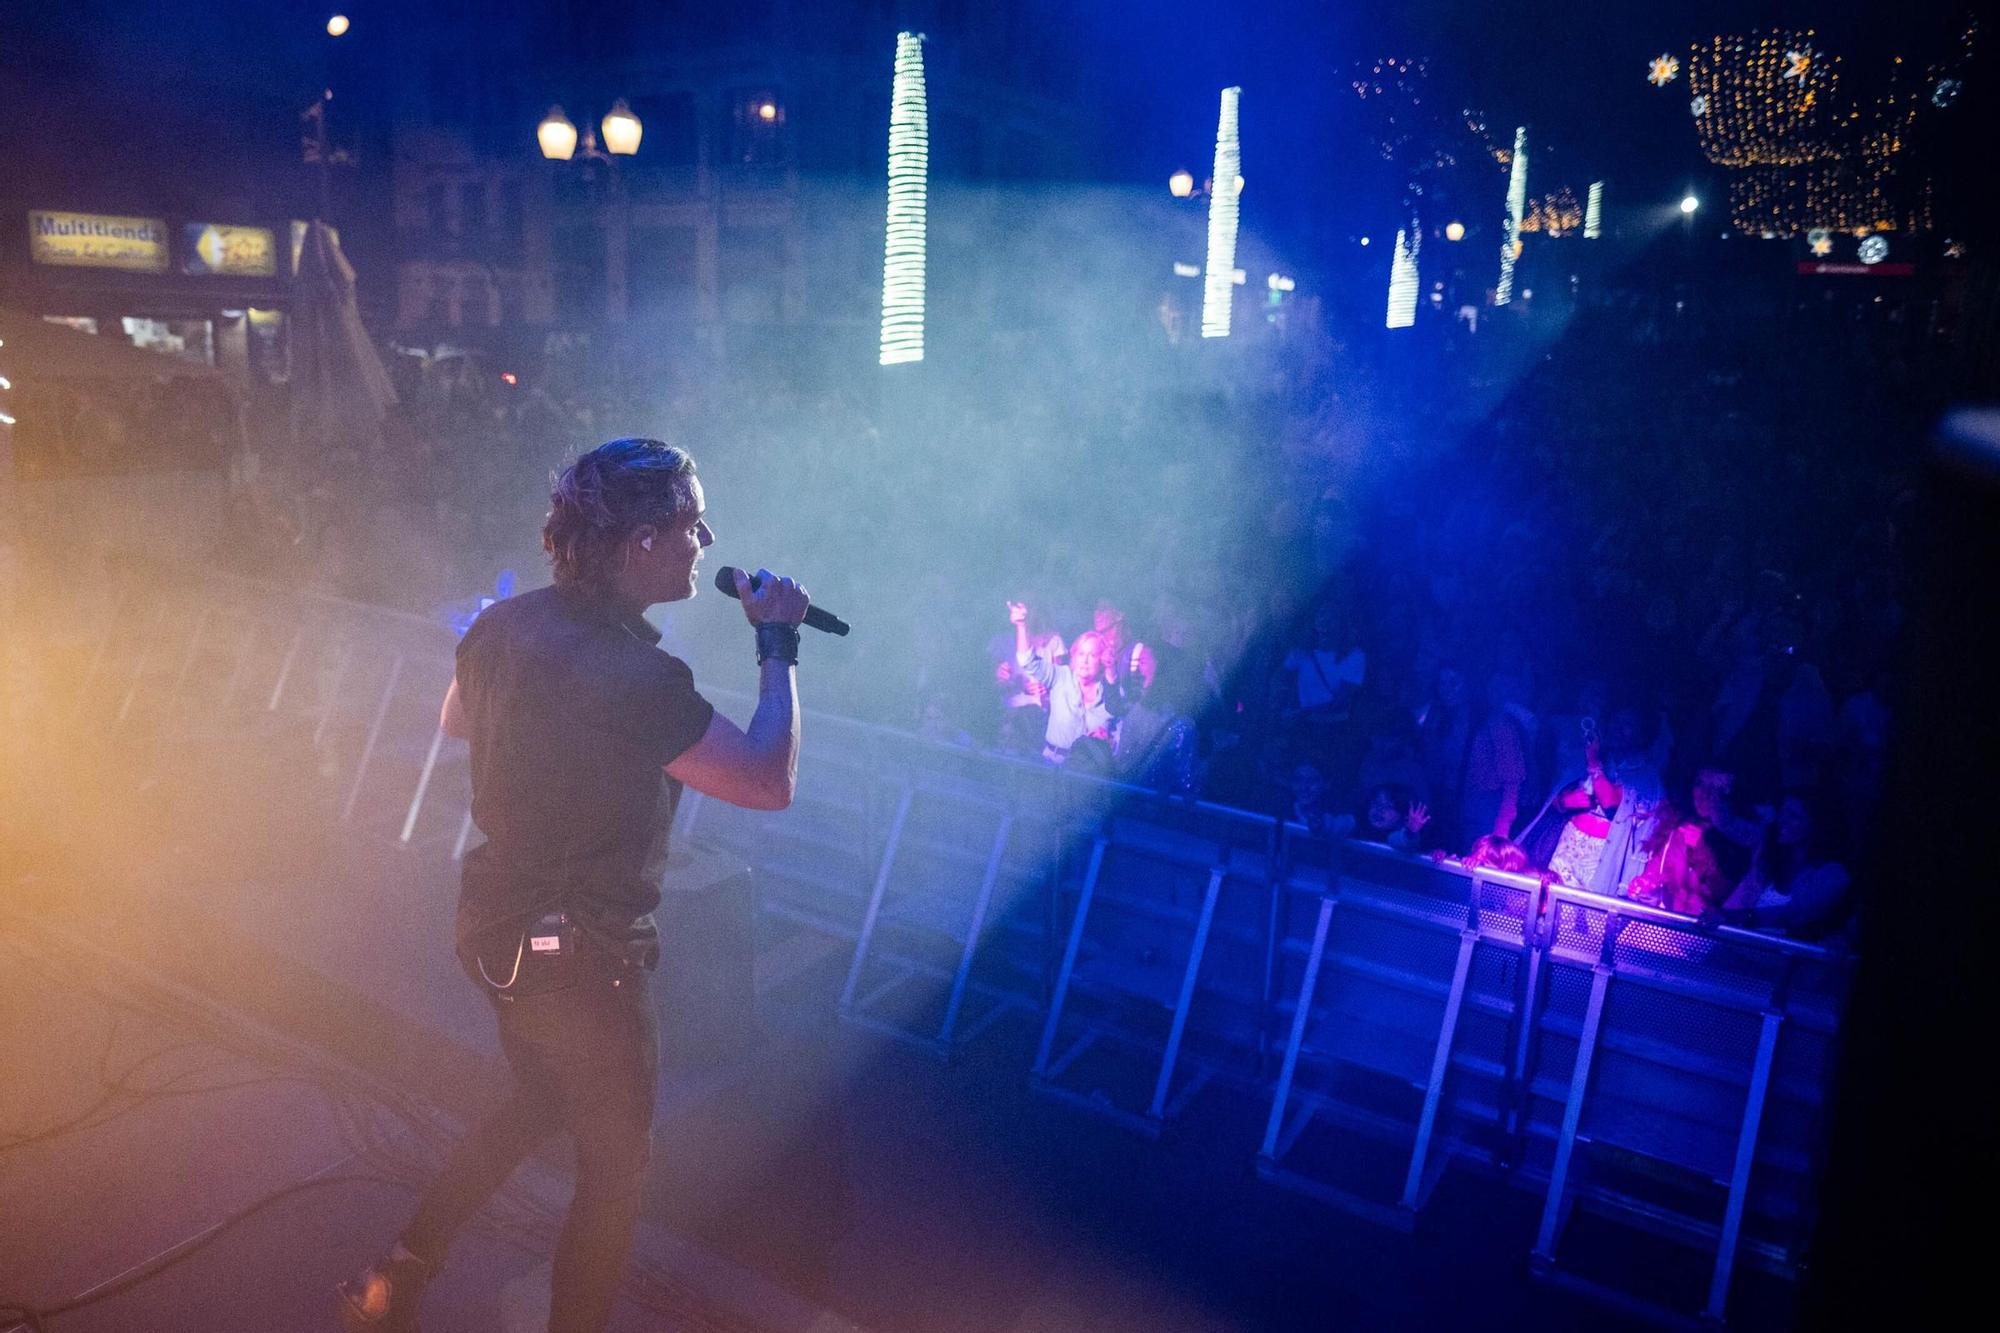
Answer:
[{"left": 336, "top": 1246, "right": 432, "bottom": 1332}]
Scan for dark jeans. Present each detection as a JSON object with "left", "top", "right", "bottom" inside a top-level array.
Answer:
[{"left": 401, "top": 957, "right": 660, "bottom": 1333}]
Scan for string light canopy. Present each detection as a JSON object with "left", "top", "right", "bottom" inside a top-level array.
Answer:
[
  {"left": 1517, "top": 186, "right": 1582, "bottom": 236},
  {"left": 879, "top": 31, "right": 929, "bottom": 366},
  {"left": 1688, "top": 22, "right": 1976, "bottom": 236},
  {"left": 1200, "top": 87, "right": 1243, "bottom": 339}
]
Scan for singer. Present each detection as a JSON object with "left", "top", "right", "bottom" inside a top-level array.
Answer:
[{"left": 340, "top": 437, "right": 809, "bottom": 1333}]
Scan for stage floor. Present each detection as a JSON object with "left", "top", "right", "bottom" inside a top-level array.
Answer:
[{"left": 0, "top": 722, "right": 1802, "bottom": 1332}]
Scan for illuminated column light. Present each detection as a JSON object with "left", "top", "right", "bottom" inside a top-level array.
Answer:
[
  {"left": 1584, "top": 180, "right": 1604, "bottom": 239},
  {"left": 1495, "top": 126, "right": 1529, "bottom": 305},
  {"left": 1200, "top": 87, "right": 1243, "bottom": 339},
  {"left": 879, "top": 32, "right": 929, "bottom": 366},
  {"left": 1385, "top": 225, "right": 1420, "bottom": 329}
]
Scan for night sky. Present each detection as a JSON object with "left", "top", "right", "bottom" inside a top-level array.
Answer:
[{"left": 0, "top": 0, "right": 1976, "bottom": 258}]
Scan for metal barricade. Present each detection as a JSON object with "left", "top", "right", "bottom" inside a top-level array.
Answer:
[
  {"left": 29, "top": 563, "right": 1851, "bottom": 1327},
  {"left": 1519, "top": 885, "right": 1847, "bottom": 1325},
  {"left": 1028, "top": 787, "right": 1278, "bottom": 1137},
  {"left": 1258, "top": 840, "right": 1543, "bottom": 1228},
  {"left": 835, "top": 733, "right": 1054, "bottom": 1058}
]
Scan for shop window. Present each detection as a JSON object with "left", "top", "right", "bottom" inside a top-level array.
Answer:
[
  {"left": 457, "top": 181, "right": 484, "bottom": 237},
  {"left": 720, "top": 225, "right": 783, "bottom": 322},
  {"left": 627, "top": 225, "right": 699, "bottom": 322},
  {"left": 119, "top": 317, "right": 214, "bottom": 366},
  {"left": 727, "top": 89, "right": 788, "bottom": 168}
]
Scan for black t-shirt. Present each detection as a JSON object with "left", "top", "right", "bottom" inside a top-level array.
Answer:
[{"left": 455, "top": 585, "right": 714, "bottom": 940}]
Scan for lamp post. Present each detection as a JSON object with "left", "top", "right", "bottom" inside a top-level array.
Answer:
[
  {"left": 538, "top": 100, "right": 643, "bottom": 331},
  {"left": 537, "top": 101, "right": 643, "bottom": 164}
]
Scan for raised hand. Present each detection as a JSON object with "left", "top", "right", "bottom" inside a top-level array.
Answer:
[{"left": 1007, "top": 600, "right": 1029, "bottom": 626}]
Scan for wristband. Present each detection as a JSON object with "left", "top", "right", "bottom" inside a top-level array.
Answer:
[{"left": 755, "top": 622, "right": 801, "bottom": 665}]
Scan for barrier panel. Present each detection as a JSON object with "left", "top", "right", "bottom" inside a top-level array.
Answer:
[
  {"left": 26, "top": 565, "right": 1850, "bottom": 1327},
  {"left": 835, "top": 732, "right": 1052, "bottom": 1056},
  {"left": 1518, "top": 886, "right": 1845, "bottom": 1324},
  {"left": 1027, "top": 790, "right": 1278, "bottom": 1135},
  {"left": 1257, "top": 840, "right": 1542, "bottom": 1226}
]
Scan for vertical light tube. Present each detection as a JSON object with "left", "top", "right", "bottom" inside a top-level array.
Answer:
[
  {"left": 1584, "top": 180, "right": 1604, "bottom": 239},
  {"left": 1200, "top": 87, "right": 1243, "bottom": 339},
  {"left": 880, "top": 31, "right": 929, "bottom": 366},
  {"left": 1496, "top": 126, "right": 1528, "bottom": 305},
  {"left": 1385, "top": 224, "right": 1420, "bottom": 328}
]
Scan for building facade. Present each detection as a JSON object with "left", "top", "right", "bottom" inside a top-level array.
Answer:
[{"left": 385, "top": 0, "right": 1093, "bottom": 352}]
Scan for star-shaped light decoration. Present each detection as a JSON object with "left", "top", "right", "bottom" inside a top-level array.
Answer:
[
  {"left": 1808, "top": 229, "right": 1834, "bottom": 257},
  {"left": 1783, "top": 49, "right": 1812, "bottom": 80},
  {"left": 1648, "top": 54, "right": 1680, "bottom": 86},
  {"left": 1690, "top": 94, "right": 1709, "bottom": 116},
  {"left": 1857, "top": 235, "right": 1889, "bottom": 265}
]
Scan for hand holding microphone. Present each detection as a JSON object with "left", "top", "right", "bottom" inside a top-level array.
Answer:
[{"left": 714, "top": 565, "right": 851, "bottom": 636}]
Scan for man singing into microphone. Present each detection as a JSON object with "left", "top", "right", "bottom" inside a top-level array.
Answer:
[{"left": 341, "top": 437, "right": 809, "bottom": 1332}]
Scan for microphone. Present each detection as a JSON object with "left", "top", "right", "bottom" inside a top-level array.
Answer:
[{"left": 713, "top": 566, "right": 851, "bottom": 636}]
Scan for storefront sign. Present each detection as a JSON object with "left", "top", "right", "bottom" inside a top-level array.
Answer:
[
  {"left": 1797, "top": 261, "right": 1916, "bottom": 277},
  {"left": 182, "top": 223, "right": 277, "bottom": 277},
  {"left": 28, "top": 210, "right": 170, "bottom": 272}
]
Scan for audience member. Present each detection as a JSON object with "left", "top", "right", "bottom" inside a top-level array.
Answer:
[
  {"left": 1722, "top": 792, "right": 1853, "bottom": 942},
  {"left": 1114, "top": 641, "right": 1202, "bottom": 795},
  {"left": 1009, "top": 603, "right": 1121, "bottom": 764}
]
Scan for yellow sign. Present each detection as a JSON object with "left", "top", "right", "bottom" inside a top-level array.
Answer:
[
  {"left": 183, "top": 223, "right": 277, "bottom": 277},
  {"left": 29, "top": 210, "right": 170, "bottom": 272}
]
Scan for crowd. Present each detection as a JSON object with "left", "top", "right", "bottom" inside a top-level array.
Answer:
[
  {"left": 222, "top": 268, "right": 1946, "bottom": 950},
  {"left": 941, "top": 285, "right": 1930, "bottom": 949}
]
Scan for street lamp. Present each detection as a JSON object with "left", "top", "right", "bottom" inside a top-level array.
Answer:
[
  {"left": 1169, "top": 169, "right": 1195, "bottom": 198},
  {"left": 326, "top": 14, "right": 349, "bottom": 36},
  {"left": 1679, "top": 193, "right": 1700, "bottom": 215},
  {"left": 1444, "top": 220, "right": 1465, "bottom": 242},
  {"left": 600, "top": 99, "right": 642, "bottom": 156},
  {"left": 537, "top": 106, "right": 580, "bottom": 161},
  {"left": 537, "top": 103, "right": 643, "bottom": 163}
]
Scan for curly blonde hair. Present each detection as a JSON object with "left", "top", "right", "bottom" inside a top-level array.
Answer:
[{"left": 542, "top": 438, "right": 698, "bottom": 591}]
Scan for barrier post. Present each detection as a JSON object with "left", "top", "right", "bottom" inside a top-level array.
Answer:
[
  {"left": 341, "top": 653, "right": 404, "bottom": 821},
  {"left": 1401, "top": 919, "right": 1479, "bottom": 1210},
  {"left": 398, "top": 726, "right": 449, "bottom": 844},
  {"left": 1260, "top": 894, "right": 1334, "bottom": 1159},
  {"left": 937, "top": 811, "right": 1013, "bottom": 1048},
  {"left": 267, "top": 625, "right": 307, "bottom": 712},
  {"left": 312, "top": 640, "right": 356, "bottom": 746},
  {"left": 1146, "top": 866, "right": 1224, "bottom": 1120},
  {"left": 1032, "top": 836, "right": 1108, "bottom": 1076},
  {"left": 218, "top": 619, "right": 261, "bottom": 713},
  {"left": 1533, "top": 935, "right": 1615, "bottom": 1265},
  {"left": 113, "top": 605, "right": 170, "bottom": 725},
  {"left": 839, "top": 783, "right": 913, "bottom": 1011},
  {"left": 1705, "top": 1007, "right": 1784, "bottom": 1322}
]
